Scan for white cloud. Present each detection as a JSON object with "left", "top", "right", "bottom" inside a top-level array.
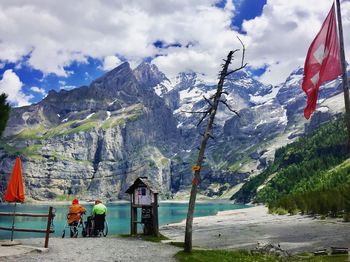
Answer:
[
  {"left": 102, "top": 55, "right": 122, "bottom": 71},
  {"left": 0, "top": 69, "right": 33, "bottom": 106},
  {"left": 30, "top": 86, "right": 47, "bottom": 96},
  {"left": 0, "top": 0, "right": 238, "bottom": 81},
  {"left": 60, "top": 85, "right": 76, "bottom": 90},
  {"left": 0, "top": 1, "right": 349, "bottom": 85},
  {"left": 242, "top": 0, "right": 350, "bottom": 85}
]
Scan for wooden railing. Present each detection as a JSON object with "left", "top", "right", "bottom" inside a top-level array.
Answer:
[{"left": 0, "top": 206, "right": 55, "bottom": 248}]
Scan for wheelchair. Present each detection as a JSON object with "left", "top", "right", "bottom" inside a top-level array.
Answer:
[
  {"left": 85, "top": 214, "right": 108, "bottom": 237},
  {"left": 61, "top": 213, "right": 86, "bottom": 238}
]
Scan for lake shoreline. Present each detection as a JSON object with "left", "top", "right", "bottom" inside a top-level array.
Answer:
[
  {"left": 161, "top": 205, "right": 350, "bottom": 253},
  {"left": 0, "top": 199, "right": 235, "bottom": 206},
  {"left": 0, "top": 201, "right": 246, "bottom": 240}
]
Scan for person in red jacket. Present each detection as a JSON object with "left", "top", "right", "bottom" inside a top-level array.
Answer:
[{"left": 67, "top": 198, "right": 86, "bottom": 225}]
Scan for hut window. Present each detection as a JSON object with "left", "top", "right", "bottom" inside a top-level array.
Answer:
[{"left": 138, "top": 187, "right": 146, "bottom": 196}]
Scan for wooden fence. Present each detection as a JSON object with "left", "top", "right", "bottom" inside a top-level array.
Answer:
[{"left": 0, "top": 206, "right": 55, "bottom": 248}]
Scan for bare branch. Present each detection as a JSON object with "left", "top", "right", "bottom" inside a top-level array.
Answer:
[
  {"left": 181, "top": 110, "right": 210, "bottom": 114},
  {"left": 203, "top": 96, "right": 213, "bottom": 106},
  {"left": 225, "top": 36, "right": 247, "bottom": 77},
  {"left": 218, "top": 91, "right": 228, "bottom": 96},
  {"left": 208, "top": 133, "right": 215, "bottom": 139},
  {"left": 225, "top": 63, "right": 247, "bottom": 77},
  {"left": 219, "top": 100, "right": 240, "bottom": 117},
  {"left": 197, "top": 110, "right": 210, "bottom": 127},
  {"left": 236, "top": 36, "right": 245, "bottom": 67}
]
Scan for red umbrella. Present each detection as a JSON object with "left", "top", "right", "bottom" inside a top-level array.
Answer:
[
  {"left": 3, "top": 156, "right": 25, "bottom": 241},
  {"left": 3, "top": 157, "right": 25, "bottom": 203}
]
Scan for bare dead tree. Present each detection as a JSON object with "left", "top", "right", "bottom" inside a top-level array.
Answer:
[{"left": 184, "top": 38, "right": 247, "bottom": 253}]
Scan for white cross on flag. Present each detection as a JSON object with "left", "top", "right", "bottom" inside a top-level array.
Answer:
[{"left": 302, "top": 3, "right": 342, "bottom": 119}]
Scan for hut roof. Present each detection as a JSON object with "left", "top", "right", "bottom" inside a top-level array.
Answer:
[{"left": 125, "top": 177, "right": 159, "bottom": 194}]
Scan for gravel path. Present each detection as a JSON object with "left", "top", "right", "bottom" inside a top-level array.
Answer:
[{"left": 0, "top": 237, "right": 180, "bottom": 262}]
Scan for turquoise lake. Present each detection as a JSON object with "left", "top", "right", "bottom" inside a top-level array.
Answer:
[{"left": 0, "top": 202, "right": 248, "bottom": 239}]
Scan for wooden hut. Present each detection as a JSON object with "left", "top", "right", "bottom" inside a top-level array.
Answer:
[{"left": 125, "top": 177, "right": 159, "bottom": 236}]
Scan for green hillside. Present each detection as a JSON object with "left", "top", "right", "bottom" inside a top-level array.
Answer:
[{"left": 232, "top": 115, "right": 350, "bottom": 217}]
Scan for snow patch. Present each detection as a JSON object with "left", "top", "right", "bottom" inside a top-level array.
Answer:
[
  {"left": 85, "top": 113, "right": 95, "bottom": 120},
  {"left": 255, "top": 119, "right": 267, "bottom": 129},
  {"left": 57, "top": 114, "right": 60, "bottom": 118},
  {"left": 62, "top": 118, "right": 68, "bottom": 123},
  {"left": 317, "top": 107, "right": 329, "bottom": 113},
  {"left": 106, "top": 111, "right": 111, "bottom": 120},
  {"left": 154, "top": 79, "right": 174, "bottom": 96},
  {"left": 286, "top": 73, "right": 302, "bottom": 86},
  {"left": 277, "top": 111, "right": 288, "bottom": 126},
  {"left": 250, "top": 86, "right": 280, "bottom": 104},
  {"left": 109, "top": 99, "right": 118, "bottom": 106}
]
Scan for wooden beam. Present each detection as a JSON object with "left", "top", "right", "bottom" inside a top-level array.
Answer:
[
  {"left": 0, "top": 227, "right": 54, "bottom": 233},
  {"left": 0, "top": 212, "right": 49, "bottom": 217},
  {"left": 153, "top": 194, "right": 159, "bottom": 237}
]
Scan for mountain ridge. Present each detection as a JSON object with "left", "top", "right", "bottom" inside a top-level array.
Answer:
[{"left": 0, "top": 61, "right": 347, "bottom": 201}]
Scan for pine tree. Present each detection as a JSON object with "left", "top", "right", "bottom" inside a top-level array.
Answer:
[{"left": 0, "top": 93, "right": 10, "bottom": 137}]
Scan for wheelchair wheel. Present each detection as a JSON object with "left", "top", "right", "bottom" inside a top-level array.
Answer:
[
  {"left": 103, "top": 221, "right": 108, "bottom": 237},
  {"left": 82, "top": 227, "right": 87, "bottom": 237},
  {"left": 73, "top": 229, "right": 78, "bottom": 238},
  {"left": 70, "top": 226, "right": 78, "bottom": 238}
]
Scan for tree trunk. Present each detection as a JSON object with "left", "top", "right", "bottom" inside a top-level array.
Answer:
[{"left": 184, "top": 51, "right": 235, "bottom": 253}]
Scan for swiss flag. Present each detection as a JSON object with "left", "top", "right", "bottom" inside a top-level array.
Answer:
[{"left": 302, "top": 3, "right": 342, "bottom": 119}]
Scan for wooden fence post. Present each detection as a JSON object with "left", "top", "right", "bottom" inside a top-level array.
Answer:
[{"left": 44, "top": 206, "right": 53, "bottom": 248}]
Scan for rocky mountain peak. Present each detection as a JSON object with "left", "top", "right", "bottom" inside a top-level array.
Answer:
[
  {"left": 133, "top": 62, "right": 168, "bottom": 88},
  {"left": 92, "top": 62, "right": 133, "bottom": 88}
]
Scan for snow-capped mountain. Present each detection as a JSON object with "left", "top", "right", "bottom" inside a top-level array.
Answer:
[{"left": 0, "top": 61, "right": 347, "bottom": 200}]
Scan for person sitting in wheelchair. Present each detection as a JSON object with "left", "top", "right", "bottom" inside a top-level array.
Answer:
[
  {"left": 67, "top": 198, "right": 86, "bottom": 237},
  {"left": 89, "top": 199, "right": 107, "bottom": 236}
]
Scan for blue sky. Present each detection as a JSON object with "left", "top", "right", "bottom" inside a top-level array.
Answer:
[{"left": 0, "top": 0, "right": 349, "bottom": 107}]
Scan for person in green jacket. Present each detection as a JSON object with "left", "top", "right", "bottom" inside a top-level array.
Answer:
[
  {"left": 92, "top": 199, "right": 107, "bottom": 217},
  {"left": 91, "top": 199, "right": 107, "bottom": 236}
]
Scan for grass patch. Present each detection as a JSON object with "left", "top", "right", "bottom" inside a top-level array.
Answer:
[
  {"left": 169, "top": 242, "right": 185, "bottom": 248},
  {"left": 118, "top": 234, "right": 130, "bottom": 238},
  {"left": 118, "top": 234, "right": 169, "bottom": 242},
  {"left": 0, "top": 142, "right": 23, "bottom": 155},
  {"left": 175, "top": 250, "right": 281, "bottom": 262},
  {"left": 43, "top": 120, "right": 77, "bottom": 138},
  {"left": 63, "top": 121, "right": 97, "bottom": 135},
  {"left": 0, "top": 142, "right": 43, "bottom": 159},
  {"left": 101, "top": 118, "right": 126, "bottom": 129},
  {"left": 228, "top": 162, "right": 242, "bottom": 173},
  {"left": 268, "top": 207, "right": 288, "bottom": 215},
  {"left": 21, "top": 144, "right": 42, "bottom": 155},
  {"left": 141, "top": 234, "right": 169, "bottom": 242},
  {"left": 55, "top": 195, "right": 75, "bottom": 201},
  {"left": 15, "top": 125, "right": 46, "bottom": 140},
  {"left": 176, "top": 250, "right": 349, "bottom": 262},
  {"left": 298, "top": 255, "right": 349, "bottom": 261}
]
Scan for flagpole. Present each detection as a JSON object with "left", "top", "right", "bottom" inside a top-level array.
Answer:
[{"left": 335, "top": 0, "right": 350, "bottom": 147}]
